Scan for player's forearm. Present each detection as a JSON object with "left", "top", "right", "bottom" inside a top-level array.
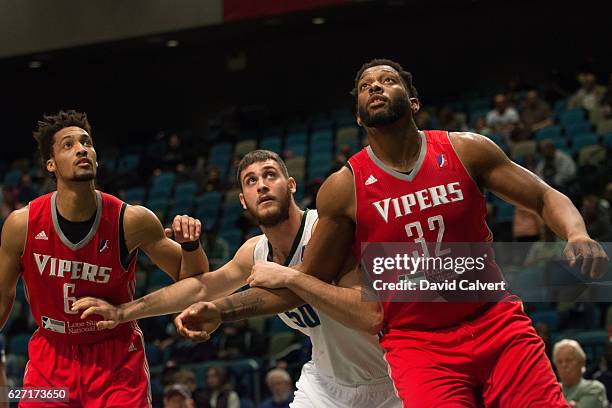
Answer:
[
  {"left": 540, "top": 189, "right": 588, "bottom": 240},
  {"left": 214, "top": 288, "right": 304, "bottom": 322},
  {"left": 287, "top": 273, "right": 383, "bottom": 334},
  {"left": 119, "top": 275, "right": 206, "bottom": 322},
  {"left": 176, "top": 244, "right": 209, "bottom": 280}
]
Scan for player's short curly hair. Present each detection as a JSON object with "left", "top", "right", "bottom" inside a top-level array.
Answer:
[
  {"left": 32, "top": 110, "right": 92, "bottom": 179},
  {"left": 236, "top": 149, "right": 289, "bottom": 189},
  {"left": 351, "top": 58, "right": 419, "bottom": 99}
]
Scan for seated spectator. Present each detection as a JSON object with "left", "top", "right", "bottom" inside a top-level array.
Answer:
[
  {"left": 160, "top": 133, "right": 186, "bottom": 173},
  {"left": 204, "top": 166, "right": 224, "bottom": 192},
  {"left": 486, "top": 94, "right": 520, "bottom": 137},
  {"left": 202, "top": 225, "right": 230, "bottom": 271},
  {"left": 553, "top": 339, "right": 609, "bottom": 408},
  {"left": 535, "top": 139, "right": 576, "bottom": 188},
  {"left": 200, "top": 366, "right": 240, "bottom": 408},
  {"left": 593, "top": 342, "right": 612, "bottom": 403},
  {"left": 568, "top": 72, "right": 606, "bottom": 112},
  {"left": 520, "top": 90, "right": 553, "bottom": 132},
  {"left": 1, "top": 186, "right": 24, "bottom": 223},
  {"left": 216, "top": 319, "right": 266, "bottom": 360},
  {"left": 581, "top": 195, "right": 611, "bottom": 241},
  {"left": 414, "top": 109, "right": 433, "bottom": 129},
  {"left": 599, "top": 73, "right": 612, "bottom": 119},
  {"left": 472, "top": 116, "right": 493, "bottom": 136},
  {"left": 164, "top": 383, "right": 194, "bottom": 408},
  {"left": 437, "top": 106, "right": 465, "bottom": 132},
  {"left": 261, "top": 368, "right": 294, "bottom": 408}
]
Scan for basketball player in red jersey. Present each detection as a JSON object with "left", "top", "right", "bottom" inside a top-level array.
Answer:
[
  {"left": 176, "top": 59, "right": 608, "bottom": 407},
  {"left": 0, "top": 110, "right": 208, "bottom": 407}
]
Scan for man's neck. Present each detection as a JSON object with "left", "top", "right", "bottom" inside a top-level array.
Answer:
[
  {"left": 55, "top": 181, "right": 97, "bottom": 221},
  {"left": 367, "top": 117, "right": 421, "bottom": 173},
  {"left": 261, "top": 204, "right": 304, "bottom": 263}
]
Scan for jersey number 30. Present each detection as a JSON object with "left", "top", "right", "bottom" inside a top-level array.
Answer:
[{"left": 285, "top": 305, "right": 321, "bottom": 328}]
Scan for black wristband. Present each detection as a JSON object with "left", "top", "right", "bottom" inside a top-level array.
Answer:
[{"left": 180, "top": 240, "right": 200, "bottom": 252}]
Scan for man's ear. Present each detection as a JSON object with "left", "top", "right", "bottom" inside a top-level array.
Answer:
[
  {"left": 46, "top": 158, "right": 55, "bottom": 174},
  {"left": 410, "top": 97, "right": 421, "bottom": 115},
  {"left": 239, "top": 192, "right": 247, "bottom": 210}
]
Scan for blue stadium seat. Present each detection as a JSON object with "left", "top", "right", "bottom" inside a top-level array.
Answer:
[
  {"left": 220, "top": 229, "right": 243, "bottom": 253},
  {"left": 174, "top": 181, "right": 198, "bottom": 199},
  {"left": 195, "top": 191, "right": 223, "bottom": 215},
  {"left": 571, "top": 132, "right": 599, "bottom": 150},
  {"left": 116, "top": 153, "right": 140, "bottom": 173},
  {"left": 148, "top": 268, "right": 174, "bottom": 287},
  {"left": 467, "top": 98, "right": 491, "bottom": 112},
  {"left": 560, "top": 109, "right": 586, "bottom": 127},
  {"left": 2, "top": 169, "right": 22, "bottom": 187},
  {"left": 310, "top": 118, "right": 333, "bottom": 131},
  {"left": 208, "top": 143, "right": 233, "bottom": 173},
  {"left": 145, "top": 342, "right": 163, "bottom": 366},
  {"left": 310, "top": 129, "right": 333, "bottom": 146},
  {"left": 124, "top": 187, "right": 146, "bottom": 204},
  {"left": 8, "top": 333, "right": 30, "bottom": 356},
  {"left": 535, "top": 125, "right": 562, "bottom": 141},
  {"left": 495, "top": 202, "right": 514, "bottom": 223},
  {"left": 602, "top": 132, "right": 612, "bottom": 147},
  {"left": 529, "top": 309, "right": 560, "bottom": 331},
  {"left": 167, "top": 201, "right": 194, "bottom": 221},
  {"left": 565, "top": 122, "right": 592, "bottom": 138},
  {"left": 260, "top": 136, "right": 282, "bottom": 153},
  {"left": 146, "top": 198, "right": 169, "bottom": 215},
  {"left": 553, "top": 98, "right": 569, "bottom": 116}
]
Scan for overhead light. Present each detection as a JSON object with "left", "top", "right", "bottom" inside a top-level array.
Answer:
[
  {"left": 29, "top": 61, "right": 42, "bottom": 69},
  {"left": 312, "top": 17, "right": 326, "bottom": 25},
  {"left": 165, "top": 40, "right": 180, "bottom": 48}
]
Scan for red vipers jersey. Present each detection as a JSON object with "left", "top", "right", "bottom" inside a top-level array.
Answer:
[
  {"left": 349, "top": 130, "right": 508, "bottom": 331},
  {"left": 21, "top": 191, "right": 138, "bottom": 344}
]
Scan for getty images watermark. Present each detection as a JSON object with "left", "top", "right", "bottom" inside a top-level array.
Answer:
[{"left": 359, "top": 242, "right": 612, "bottom": 303}]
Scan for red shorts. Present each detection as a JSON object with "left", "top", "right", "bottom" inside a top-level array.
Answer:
[
  {"left": 381, "top": 299, "right": 568, "bottom": 407},
  {"left": 20, "top": 325, "right": 151, "bottom": 408}
]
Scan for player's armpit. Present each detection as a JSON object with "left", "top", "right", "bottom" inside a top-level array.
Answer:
[
  {"left": 0, "top": 208, "right": 28, "bottom": 330},
  {"left": 301, "top": 168, "right": 356, "bottom": 283}
]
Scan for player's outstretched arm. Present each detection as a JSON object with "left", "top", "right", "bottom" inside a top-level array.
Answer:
[
  {"left": 72, "top": 237, "right": 258, "bottom": 329},
  {"left": 176, "top": 169, "right": 357, "bottom": 339},
  {"left": 124, "top": 206, "right": 208, "bottom": 281},
  {"left": 248, "top": 258, "right": 383, "bottom": 334},
  {"left": 0, "top": 208, "right": 27, "bottom": 331},
  {"left": 452, "top": 132, "right": 609, "bottom": 278}
]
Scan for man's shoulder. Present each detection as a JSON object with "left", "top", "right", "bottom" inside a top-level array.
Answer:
[{"left": 581, "top": 378, "right": 607, "bottom": 393}]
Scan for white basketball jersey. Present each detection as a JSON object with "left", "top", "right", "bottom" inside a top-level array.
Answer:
[{"left": 254, "top": 209, "right": 391, "bottom": 387}]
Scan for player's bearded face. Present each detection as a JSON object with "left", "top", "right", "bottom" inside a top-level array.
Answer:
[
  {"left": 247, "top": 184, "right": 292, "bottom": 227},
  {"left": 358, "top": 89, "right": 410, "bottom": 127}
]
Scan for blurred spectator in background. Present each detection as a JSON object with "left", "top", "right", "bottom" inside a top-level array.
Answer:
[
  {"left": 599, "top": 73, "right": 612, "bottom": 119},
  {"left": 261, "top": 368, "right": 294, "bottom": 408},
  {"left": 593, "top": 342, "right": 612, "bottom": 404},
  {"left": 414, "top": 109, "right": 433, "bottom": 129},
  {"left": 0, "top": 335, "right": 6, "bottom": 390},
  {"left": 216, "top": 320, "right": 265, "bottom": 360},
  {"left": 437, "top": 106, "right": 465, "bottom": 132},
  {"left": 524, "top": 226, "right": 566, "bottom": 267},
  {"left": 164, "top": 383, "right": 194, "bottom": 408},
  {"left": 568, "top": 72, "right": 606, "bottom": 112},
  {"left": 201, "top": 366, "right": 240, "bottom": 408},
  {"left": 202, "top": 225, "right": 230, "bottom": 271},
  {"left": 299, "top": 178, "right": 323, "bottom": 210},
  {"left": 0, "top": 186, "right": 24, "bottom": 223},
  {"left": 520, "top": 90, "right": 553, "bottom": 132},
  {"left": 535, "top": 139, "right": 576, "bottom": 188},
  {"left": 472, "top": 116, "right": 493, "bottom": 136},
  {"left": 17, "top": 174, "right": 38, "bottom": 203},
  {"left": 204, "top": 166, "right": 224, "bottom": 193},
  {"left": 554, "top": 339, "right": 609, "bottom": 408},
  {"left": 486, "top": 94, "right": 520, "bottom": 137},
  {"left": 581, "top": 195, "right": 611, "bottom": 241},
  {"left": 161, "top": 133, "right": 186, "bottom": 173},
  {"left": 534, "top": 321, "right": 552, "bottom": 360}
]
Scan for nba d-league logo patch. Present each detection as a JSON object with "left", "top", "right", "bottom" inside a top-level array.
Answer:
[
  {"left": 42, "top": 316, "right": 66, "bottom": 334},
  {"left": 437, "top": 153, "right": 448, "bottom": 168},
  {"left": 99, "top": 239, "right": 109, "bottom": 253}
]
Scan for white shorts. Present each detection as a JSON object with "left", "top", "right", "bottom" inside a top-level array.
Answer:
[{"left": 290, "top": 361, "right": 403, "bottom": 408}]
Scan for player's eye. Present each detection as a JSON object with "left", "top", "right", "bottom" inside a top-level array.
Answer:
[
  {"left": 360, "top": 83, "right": 370, "bottom": 90},
  {"left": 63, "top": 142, "right": 73, "bottom": 149},
  {"left": 384, "top": 78, "right": 395, "bottom": 84}
]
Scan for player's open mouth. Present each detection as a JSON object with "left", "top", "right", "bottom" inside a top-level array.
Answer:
[
  {"left": 75, "top": 158, "right": 92, "bottom": 167},
  {"left": 258, "top": 196, "right": 275, "bottom": 205},
  {"left": 368, "top": 96, "right": 388, "bottom": 108}
]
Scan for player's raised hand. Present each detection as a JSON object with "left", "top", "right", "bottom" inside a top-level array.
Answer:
[
  {"left": 164, "top": 215, "right": 202, "bottom": 244},
  {"left": 564, "top": 235, "right": 609, "bottom": 279},
  {"left": 71, "top": 297, "right": 124, "bottom": 330},
  {"left": 174, "top": 302, "right": 221, "bottom": 342},
  {"left": 247, "top": 261, "right": 298, "bottom": 289}
]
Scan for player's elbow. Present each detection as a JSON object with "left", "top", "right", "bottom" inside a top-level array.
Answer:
[{"left": 363, "top": 305, "right": 384, "bottom": 335}]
